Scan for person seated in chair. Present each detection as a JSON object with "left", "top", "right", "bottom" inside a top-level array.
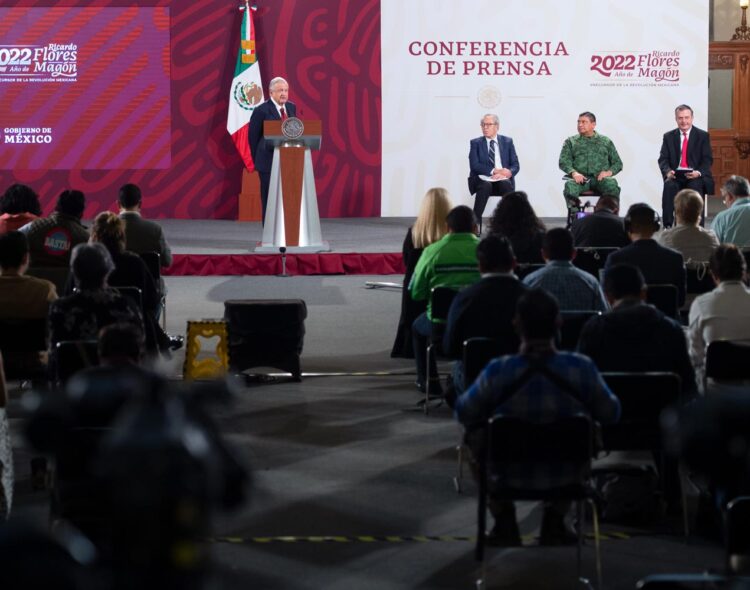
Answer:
[
  {"left": 605, "top": 203, "right": 687, "bottom": 307},
  {"left": 410, "top": 206, "right": 480, "bottom": 394},
  {"left": 468, "top": 114, "right": 520, "bottom": 228},
  {"left": 522, "top": 228, "right": 608, "bottom": 312},
  {"left": 443, "top": 235, "right": 527, "bottom": 397},
  {"left": 656, "top": 189, "right": 718, "bottom": 264},
  {"left": 658, "top": 104, "right": 714, "bottom": 228},
  {"left": 0, "top": 231, "right": 57, "bottom": 319},
  {"left": 570, "top": 195, "right": 628, "bottom": 248},
  {"left": 454, "top": 289, "right": 620, "bottom": 546},
  {"left": 559, "top": 111, "right": 622, "bottom": 212}
]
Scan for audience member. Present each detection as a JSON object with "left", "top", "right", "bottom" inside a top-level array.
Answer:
[
  {"left": 118, "top": 183, "right": 173, "bottom": 294},
  {"left": 656, "top": 189, "right": 719, "bottom": 263},
  {"left": 454, "top": 289, "right": 620, "bottom": 546},
  {"left": 48, "top": 243, "right": 144, "bottom": 372},
  {"left": 443, "top": 235, "right": 527, "bottom": 396},
  {"left": 688, "top": 244, "right": 750, "bottom": 385},
  {"left": 410, "top": 205, "right": 480, "bottom": 393},
  {"left": 605, "top": 203, "right": 687, "bottom": 307},
  {"left": 522, "top": 228, "right": 608, "bottom": 311},
  {"left": 0, "top": 231, "right": 57, "bottom": 318},
  {"left": 88, "top": 212, "right": 180, "bottom": 353},
  {"left": 20, "top": 189, "right": 88, "bottom": 268},
  {"left": 578, "top": 264, "right": 697, "bottom": 396},
  {"left": 391, "top": 188, "right": 453, "bottom": 358},
  {"left": 487, "top": 191, "right": 546, "bottom": 263},
  {"left": 570, "top": 195, "right": 628, "bottom": 248},
  {"left": 0, "top": 184, "right": 42, "bottom": 234},
  {"left": 712, "top": 175, "right": 750, "bottom": 247}
]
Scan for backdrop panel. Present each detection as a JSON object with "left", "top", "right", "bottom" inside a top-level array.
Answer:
[
  {"left": 381, "top": 0, "right": 710, "bottom": 217},
  {"left": 0, "top": 0, "right": 381, "bottom": 219}
]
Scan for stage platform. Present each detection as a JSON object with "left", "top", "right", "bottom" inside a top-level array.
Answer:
[{"left": 158, "top": 217, "right": 570, "bottom": 277}]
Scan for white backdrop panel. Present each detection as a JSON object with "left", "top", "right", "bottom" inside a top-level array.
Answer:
[{"left": 381, "top": 0, "right": 709, "bottom": 217}]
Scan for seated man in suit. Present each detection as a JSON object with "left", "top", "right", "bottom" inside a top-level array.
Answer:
[
  {"left": 570, "top": 195, "right": 629, "bottom": 248},
  {"left": 658, "top": 104, "right": 714, "bottom": 228},
  {"left": 605, "top": 203, "right": 687, "bottom": 308},
  {"left": 468, "top": 114, "right": 519, "bottom": 226},
  {"left": 559, "top": 111, "right": 622, "bottom": 212},
  {"left": 443, "top": 235, "right": 527, "bottom": 397},
  {"left": 454, "top": 289, "right": 620, "bottom": 546}
]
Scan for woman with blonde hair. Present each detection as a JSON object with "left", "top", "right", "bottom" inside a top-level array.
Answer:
[{"left": 391, "top": 188, "right": 453, "bottom": 358}]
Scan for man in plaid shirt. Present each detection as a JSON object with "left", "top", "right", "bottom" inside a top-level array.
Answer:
[{"left": 454, "top": 288, "right": 620, "bottom": 546}]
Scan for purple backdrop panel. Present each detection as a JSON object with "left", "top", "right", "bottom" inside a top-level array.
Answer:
[{"left": 0, "top": 0, "right": 381, "bottom": 219}]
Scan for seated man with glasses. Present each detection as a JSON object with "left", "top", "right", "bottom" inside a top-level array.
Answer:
[{"left": 468, "top": 114, "right": 520, "bottom": 227}]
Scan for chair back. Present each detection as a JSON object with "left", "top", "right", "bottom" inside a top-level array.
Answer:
[
  {"left": 726, "top": 496, "right": 750, "bottom": 575},
  {"left": 138, "top": 251, "right": 161, "bottom": 282},
  {"left": 514, "top": 263, "right": 545, "bottom": 281},
  {"left": 0, "top": 317, "right": 47, "bottom": 354},
  {"left": 686, "top": 263, "right": 714, "bottom": 295},
  {"left": 705, "top": 340, "right": 750, "bottom": 382},
  {"left": 488, "top": 413, "right": 592, "bottom": 468},
  {"left": 428, "top": 286, "right": 459, "bottom": 350},
  {"left": 558, "top": 310, "right": 601, "bottom": 351},
  {"left": 646, "top": 284, "right": 679, "bottom": 319},
  {"left": 26, "top": 266, "right": 71, "bottom": 295},
  {"left": 55, "top": 340, "right": 99, "bottom": 385},
  {"left": 573, "top": 247, "right": 618, "bottom": 279},
  {"left": 111, "top": 286, "right": 143, "bottom": 310},
  {"left": 463, "top": 337, "right": 503, "bottom": 386},
  {"left": 600, "top": 372, "right": 681, "bottom": 450}
]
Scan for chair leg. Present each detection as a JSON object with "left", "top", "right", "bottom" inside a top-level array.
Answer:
[
  {"left": 679, "top": 461, "right": 690, "bottom": 540},
  {"left": 424, "top": 344, "right": 432, "bottom": 415},
  {"left": 454, "top": 443, "right": 464, "bottom": 493},
  {"left": 576, "top": 500, "right": 583, "bottom": 579},
  {"left": 587, "top": 498, "right": 603, "bottom": 590}
]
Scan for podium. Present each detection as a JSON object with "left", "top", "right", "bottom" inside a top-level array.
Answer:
[{"left": 255, "top": 119, "right": 329, "bottom": 253}]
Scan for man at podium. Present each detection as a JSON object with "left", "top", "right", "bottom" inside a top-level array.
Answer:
[{"left": 249, "top": 77, "right": 297, "bottom": 221}]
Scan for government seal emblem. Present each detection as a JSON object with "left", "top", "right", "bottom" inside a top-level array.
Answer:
[{"left": 281, "top": 117, "right": 304, "bottom": 140}]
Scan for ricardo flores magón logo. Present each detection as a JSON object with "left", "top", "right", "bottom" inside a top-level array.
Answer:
[
  {"left": 589, "top": 50, "right": 681, "bottom": 87},
  {"left": 0, "top": 43, "right": 78, "bottom": 83}
]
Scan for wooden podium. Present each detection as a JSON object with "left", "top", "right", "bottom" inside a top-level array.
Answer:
[{"left": 255, "top": 119, "right": 329, "bottom": 253}]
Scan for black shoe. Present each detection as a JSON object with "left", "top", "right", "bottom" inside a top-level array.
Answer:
[
  {"left": 168, "top": 335, "right": 184, "bottom": 351},
  {"left": 486, "top": 520, "right": 522, "bottom": 547},
  {"left": 539, "top": 512, "right": 578, "bottom": 546}
]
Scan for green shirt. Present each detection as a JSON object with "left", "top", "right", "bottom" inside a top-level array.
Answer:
[
  {"left": 409, "top": 232, "right": 480, "bottom": 320},
  {"left": 559, "top": 132, "right": 623, "bottom": 177}
]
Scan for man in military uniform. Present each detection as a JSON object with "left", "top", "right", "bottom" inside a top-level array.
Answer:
[{"left": 559, "top": 112, "right": 623, "bottom": 211}]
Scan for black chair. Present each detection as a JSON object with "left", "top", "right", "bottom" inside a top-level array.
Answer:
[
  {"left": 647, "top": 284, "right": 679, "bottom": 319},
  {"left": 558, "top": 311, "right": 601, "bottom": 351},
  {"left": 224, "top": 299, "right": 307, "bottom": 381},
  {"left": 599, "top": 372, "right": 688, "bottom": 536},
  {"left": 636, "top": 573, "right": 728, "bottom": 588},
  {"left": 726, "top": 496, "right": 750, "bottom": 575},
  {"left": 686, "top": 263, "right": 714, "bottom": 295},
  {"left": 704, "top": 340, "right": 750, "bottom": 392},
  {"left": 138, "top": 251, "right": 166, "bottom": 329},
  {"left": 110, "top": 286, "right": 143, "bottom": 311},
  {"left": 573, "top": 247, "right": 618, "bottom": 279},
  {"left": 421, "top": 286, "right": 459, "bottom": 414},
  {"left": 0, "top": 317, "right": 48, "bottom": 382},
  {"left": 477, "top": 414, "right": 601, "bottom": 588},
  {"left": 514, "top": 263, "right": 545, "bottom": 281},
  {"left": 54, "top": 340, "right": 99, "bottom": 386}
]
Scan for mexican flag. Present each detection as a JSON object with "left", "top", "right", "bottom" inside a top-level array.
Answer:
[{"left": 227, "top": 2, "right": 263, "bottom": 171}]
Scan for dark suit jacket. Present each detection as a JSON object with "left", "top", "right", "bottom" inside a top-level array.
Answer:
[
  {"left": 570, "top": 209, "right": 629, "bottom": 248},
  {"left": 248, "top": 99, "right": 297, "bottom": 174},
  {"left": 468, "top": 135, "right": 519, "bottom": 194},
  {"left": 604, "top": 239, "right": 687, "bottom": 306},
  {"left": 658, "top": 126, "right": 714, "bottom": 194},
  {"left": 443, "top": 274, "right": 527, "bottom": 359},
  {"left": 119, "top": 212, "right": 172, "bottom": 267}
]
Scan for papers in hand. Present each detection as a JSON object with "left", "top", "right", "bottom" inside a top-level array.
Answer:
[{"left": 479, "top": 175, "right": 508, "bottom": 182}]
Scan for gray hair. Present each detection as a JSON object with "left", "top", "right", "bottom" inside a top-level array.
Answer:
[
  {"left": 723, "top": 175, "right": 750, "bottom": 198},
  {"left": 71, "top": 242, "right": 115, "bottom": 289},
  {"left": 480, "top": 113, "right": 499, "bottom": 126},
  {"left": 675, "top": 104, "right": 693, "bottom": 116},
  {"left": 269, "top": 77, "right": 288, "bottom": 92}
]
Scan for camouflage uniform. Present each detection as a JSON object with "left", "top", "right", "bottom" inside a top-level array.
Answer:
[{"left": 559, "top": 132, "right": 623, "bottom": 209}]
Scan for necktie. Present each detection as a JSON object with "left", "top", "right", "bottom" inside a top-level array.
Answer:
[
  {"left": 680, "top": 132, "right": 688, "bottom": 169},
  {"left": 280, "top": 107, "right": 288, "bottom": 121},
  {"left": 489, "top": 139, "right": 496, "bottom": 168}
]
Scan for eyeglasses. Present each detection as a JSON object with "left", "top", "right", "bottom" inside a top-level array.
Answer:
[{"left": 480, "top": 123, "right": 497, "bottom": 128}]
